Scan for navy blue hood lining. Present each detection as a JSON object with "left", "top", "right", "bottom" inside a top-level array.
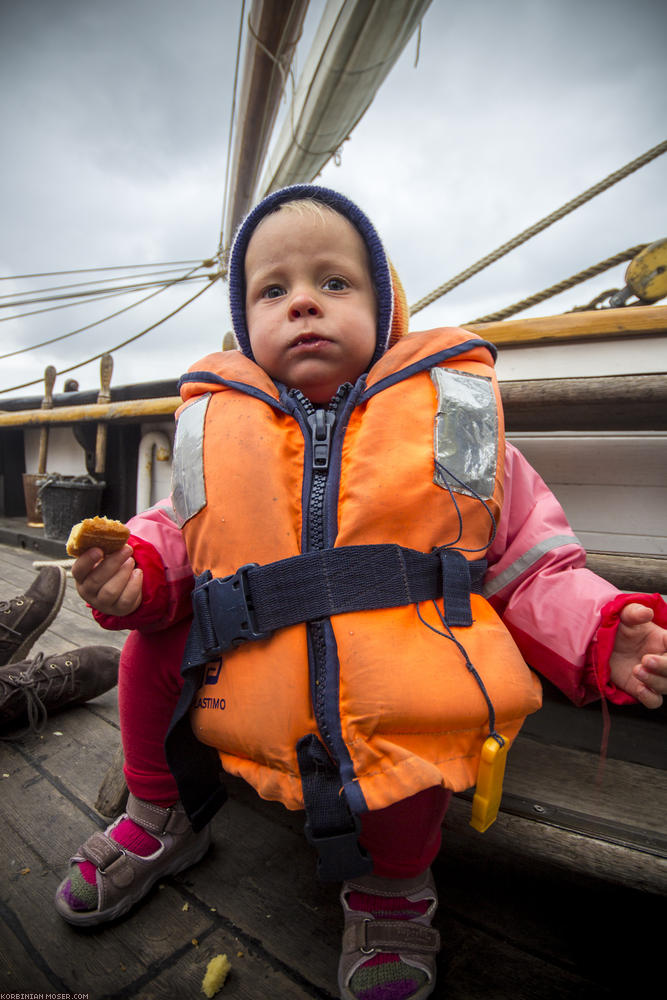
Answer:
[{"left": 228, "top": 184, "right": 393, "bottom": 369}]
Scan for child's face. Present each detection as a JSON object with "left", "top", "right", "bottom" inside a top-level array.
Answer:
[{"left": 244, "top": 205, "right": 377, "bottom": 404}]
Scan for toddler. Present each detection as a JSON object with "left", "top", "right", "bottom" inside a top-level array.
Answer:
[{"left": 55, "top": 185, "right": 667, "bottom": 1000}]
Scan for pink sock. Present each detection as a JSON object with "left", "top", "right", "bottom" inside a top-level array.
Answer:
[
  {"left": 59, "top": 815, "right": 163, "bottom": 912},
  {"left": 346, "top": 891, "right": 431, "bottom": 1000}
]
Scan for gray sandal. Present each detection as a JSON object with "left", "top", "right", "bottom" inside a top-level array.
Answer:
[
  {"left": 54, "top": 793, "right": 210, "bottom": 926},
  {"left": 338, "top": 868, "right": 440, "bottom": 1000}
]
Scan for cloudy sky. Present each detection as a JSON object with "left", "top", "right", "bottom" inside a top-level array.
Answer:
[{"left": 1, "top": 0, "right": 666, "bottom": 397}]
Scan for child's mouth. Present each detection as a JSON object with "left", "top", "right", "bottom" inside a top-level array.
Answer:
[{"left": 290, "top": 333, "right": 330, "bottom": 349}]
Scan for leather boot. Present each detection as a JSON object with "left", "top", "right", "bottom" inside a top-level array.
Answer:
[
  {"left": 0, "top": 565, "right": 67, "bottom": 666},
  {"left": 0, "top": 646, "right": 120, "bottom": 732}
]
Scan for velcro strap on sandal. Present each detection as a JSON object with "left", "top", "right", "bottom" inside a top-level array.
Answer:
[
  {"left": 80, "top": 831, "right": 124, "bottom": 869},
  {"left": 80, "top": 832, "right": 135, "bottom": 887},
  {"left": 127, "top": 793, "right": 191, "bottom": 836},
  {"left": 342, "top": 918, "right": 440, "bottom": 955}
]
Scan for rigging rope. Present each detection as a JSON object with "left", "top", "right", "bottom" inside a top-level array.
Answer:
[
  {"left": 0, "top": 260, "right": 207, "bottom": 281},
  {"left": 466, "top": 244, "right": 647, "bottom": 324},
  {"left": 0, "top": 275, "right": 207, "bottom": 312},
  {"left": 0, "top": 275, "right": 222, "bottom": 396},
  {"left": 0, "top": 284, "right": 169, "bottom": 323},
  {"left": 0, "top": 265, "right": 202, "bottom": 301},
  {"left": 218, "top": 0, "right": 247, "bottom": 260},
  {"left": 0, "top": 265, "right": 211, "bottom": 360},
  {"left": 409, "top": 139, "right": 667, "bottom": 316}
]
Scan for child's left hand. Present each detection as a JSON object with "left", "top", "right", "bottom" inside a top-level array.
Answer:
[{"left": 609, "top": 603, "right": 667, "bottom": 708}]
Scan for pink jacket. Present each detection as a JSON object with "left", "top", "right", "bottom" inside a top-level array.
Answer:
[{"left": 94, "top": 443, "right": 663, "bottom": 707}]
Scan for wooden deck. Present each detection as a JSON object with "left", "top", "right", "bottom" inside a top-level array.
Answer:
[{"left": 0, "top": 537, "right": 664, "bottom": 999}]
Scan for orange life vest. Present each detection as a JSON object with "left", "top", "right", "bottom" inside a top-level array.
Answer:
[{"left": 172, "top": 327, "right": 542, "bottom": 815}]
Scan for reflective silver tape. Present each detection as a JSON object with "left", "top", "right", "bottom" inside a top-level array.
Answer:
[
  {"left": 483, "top": 534, "right": 582, "bottom": 597},
  {"left": 171, "top": 394, "right": 210, "bottom": 527},
  {"left": 431, "top": 368, "right": 498, "bottom": 499}
]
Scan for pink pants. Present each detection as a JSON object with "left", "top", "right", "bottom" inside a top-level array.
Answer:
[{"left": 120, "top": 622, "right": 450, "bottom": 878}]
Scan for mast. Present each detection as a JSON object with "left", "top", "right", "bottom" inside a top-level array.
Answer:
[{"left": 222, "top": 0, "right": 309, "bottom": 251}]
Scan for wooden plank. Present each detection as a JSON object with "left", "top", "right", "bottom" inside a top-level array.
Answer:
[
  {"left": 444, "top": 796, "right": 666, "bottom": 895},
  {"left": 585, "top": 551, "right": 667, "bottom": 593},
  {"left": 0, "top": 796, "right": 215, "bottom": 997},
  {"left": 0, "top": 932, "right": 57, "bottom": 994},
  {"left": 578, "top": 530, "right": 667, "bottom": 557},
  {"left": 503, "top": 735, "right": 666, "bottom": 836},
  {"left": 433, "top": 810, "right": 663, "bottom": 997},
  {"left": 0, "top": 744, "right": 326, "bottom": 999},
  {"left": 15, "top": 703, "right": 121, "bottom": 807},
  {"left": 509, "top": 432, "right": 667, "bottom": 487},
  {"left": 500, "top": 373, "right": 667, "bottom": 431},
  {"left": 469, "top": 303, "right": 667, "bottom": 347},
  {"left": 118, "top": 927, "right": 328, "bottom": 1000},
  {"left": 0, "top": 396, "right": 181, "bottom": 429},
  {"left": 0, "top": 539, "right": 664, "bottom": 996},
  {"left": 183, "top": 780, "right": 623, "bottom": 1000},
  {"left": 554, "top": 483, "right": 666, "bottom": 535},
  {"left": 184, "top": 786, "right": 342, "bottom": 994}
]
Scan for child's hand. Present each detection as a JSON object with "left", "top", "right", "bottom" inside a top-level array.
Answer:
[
  {"left": 608, "top": 603, "right": 667, "bottom": 708},
  {"left": 71, "top": 544, "right": 143, "bottom": 617}
]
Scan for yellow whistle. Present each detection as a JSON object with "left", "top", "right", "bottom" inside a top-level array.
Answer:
[{"left": 470, "top": 735, "right": 509, "bottom": 833}]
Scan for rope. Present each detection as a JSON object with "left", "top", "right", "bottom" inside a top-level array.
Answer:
[
  {"left": 0, "top": 274, "right": 207, "bottom": 312},
  {"left": 0, "top": 274, "right": 222, "bottom": 395},
  {"left": 0, "top": 260, "right": 207, "bottom": 281},
  {"left": 568, "top": 288, "right": 620, "bottom": 312},
  {"left": 245, "top": 9, "right": 303, "bottom": 89},
  {"left": 466, "top": 244, "right": 647, "bottom": 324},
  {"left": 218, "top": 0, "right": 247, "bottom": 259},
  {"left": 0, "top": 264, "right": 211, "bottom": 360},
  {"left": 409, "top": 139, "right": 667, "bottom": 316},
  {"left": 0, "top": 284, "right": 158, "bottom": 323},
  {"left": 0, "top": 264, "right": 201, "bottom": 301}
]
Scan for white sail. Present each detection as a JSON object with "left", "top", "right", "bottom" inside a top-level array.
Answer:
[{"left": 258, "top": 0, "right": 433, "bottom": 196}]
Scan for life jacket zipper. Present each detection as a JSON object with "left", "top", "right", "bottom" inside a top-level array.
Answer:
[{"left": 289, "top": 385, "right": 351, "bottom": 753}]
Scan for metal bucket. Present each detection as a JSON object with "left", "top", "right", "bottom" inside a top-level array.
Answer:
[{"left": 39, "top": 476, "right": 105, "bottom": 541}]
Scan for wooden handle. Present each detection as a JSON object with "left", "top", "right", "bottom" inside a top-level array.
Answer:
[
  {"left": 95, "top": 354, "right": 113, "bottom": 474},
  {"left": 41, "top": 365, "right": 56, "bottom": 410},
  {"left": 97, "top": 353, "right": 113, "bottom": 404},
  {"left": 37, "top": 365, "right": 57, "bottom": 474}
]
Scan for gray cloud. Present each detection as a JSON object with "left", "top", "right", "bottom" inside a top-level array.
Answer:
[{"left": 1, "top": 0, "right": 665, "bottom": 394}]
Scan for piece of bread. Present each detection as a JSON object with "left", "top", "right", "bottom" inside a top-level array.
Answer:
[
  {"left": 201, "top": 954, "right": 231, "bottom": 997},
  {"left": 66, "top": 516, "right": 130, "bottom": 557}
]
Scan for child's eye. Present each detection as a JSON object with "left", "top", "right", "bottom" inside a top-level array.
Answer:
[
  {"left": 323, "top": 277, "right": 348, "bottom": 291},
  {"left": 262, "top": 284, "right": 285, "bottom": 299}
]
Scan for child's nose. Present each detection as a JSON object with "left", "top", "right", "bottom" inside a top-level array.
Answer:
[{"left": 288, "top": 289, "right": 322, "bottom": 319}]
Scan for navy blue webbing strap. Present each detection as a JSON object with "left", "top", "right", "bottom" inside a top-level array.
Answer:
[
  {"left": 438, "top": 548, "right": 474, "bottom": 627},
  {"left": 190, "top": 544, "right": 486, "bottom": 661},
  {"left": 297, "top": 734, "right": 372, "bottom": 881},
  {"left": 164, "top": 623, "right": 228, "bottom": 832}
]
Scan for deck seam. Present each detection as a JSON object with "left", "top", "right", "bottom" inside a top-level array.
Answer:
[
  {"left": 0, "top": 897, "right": 72, "bottom": 993},
  {"left": 171, "top": 884, "right": 339, "bottom": 1000}
]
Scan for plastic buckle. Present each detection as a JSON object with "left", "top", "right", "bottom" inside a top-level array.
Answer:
[
  {"left": 202, "top": 564, "right": 269, "bottom": 656},
  {"left": 304, "top": 818, "right": 373, "bottom": 882}
]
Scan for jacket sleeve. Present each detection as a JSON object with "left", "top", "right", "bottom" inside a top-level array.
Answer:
[
  {"left": 485, "top": 442, "right": 644, "bottom": 706},
  {"left": 92, "top": 499, "right": 194, "bottom": 634}
]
